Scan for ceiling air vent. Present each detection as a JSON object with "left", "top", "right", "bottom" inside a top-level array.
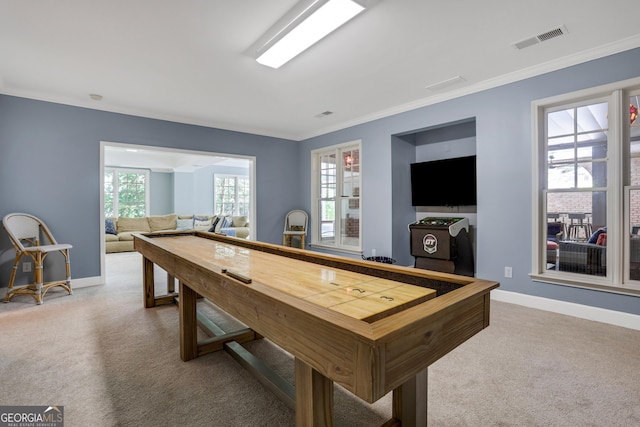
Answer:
[
  {"left": 513, "top": 25, "right": 568, "bottom": 50},
  {"left": 314, "top": 110, "right": 334, "bottom": 118},
  {"left": 425, "top": 76, "right": 466, "bottom": 92}
]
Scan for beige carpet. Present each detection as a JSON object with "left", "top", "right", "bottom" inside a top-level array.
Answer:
[{"left": 1, "top": 251, "right": 639, "bottom": 426}]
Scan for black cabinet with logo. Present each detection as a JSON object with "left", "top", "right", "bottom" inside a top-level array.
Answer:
[{"left": 409, "top": 217, "right": 474, "bottom": 277}]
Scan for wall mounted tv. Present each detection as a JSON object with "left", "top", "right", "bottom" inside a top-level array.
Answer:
[{"left": 410, "top": 155, "right": 477, "bottom": 206}]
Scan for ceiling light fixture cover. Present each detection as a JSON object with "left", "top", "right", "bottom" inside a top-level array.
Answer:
[{"left": 256, "top": 0, "right": 365, "bottom": 69}]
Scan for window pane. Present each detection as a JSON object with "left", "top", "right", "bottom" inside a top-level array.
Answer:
[
  {"left": 629, "top": 95, "right": 640, "bottom": 185},
  {"left": 548, "top": 109, "right": 574, "bottom": 137},
  {"left": 118, "top": 172, "right": 146, "bottom": 217},
  {"left": 631, "top": 151, "right": 640, "bottom": 186},
  {"left": 629, "top": 188, "right": 640, "bottom": 281},
  {"left": 577, "top": 103, "right": 608, "bottom": 132},
  {"left": 314, "top": 144, "right": 361, "bottom": 251},
  {"left": 238, "top": 177, "right": 250, "bottom": 217},
  {"left": 342, "top": 148, "right": 360, "bottom": 197},
  {"left": 548, "top": 191, "right": 607, "bottom": 277},
  {"left": 547, "top": 102, "right": 608, "bottom": 191},
  {"left": 215, "top": 175, "right": 250, "bottom": 216},
  {"left": 320, "top": 200, "right": 335, "bottom": 243},
  {"left": 340, "top": 198, "right": 359, "bottom": 247},
  {"left": 104, "top": 171, "right": 114, "bottom": 217},
  {"left": 548, "top": 163, "right": 606, "bottom": 190}
]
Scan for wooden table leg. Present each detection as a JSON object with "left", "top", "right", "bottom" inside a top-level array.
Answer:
[
  {"left": 295, "top": 358, "right": 334, "bottom": 427},
  {"left": 143, "top": 256, "right": 155, "bottom": 308},
  {"left": 167, "top": 272, "right": 175, "bottom": 293},
  {"left": 179, "top": 281, "right": 198, "bottom": 362},
  {"left": 391, "top": 368, "right": 427, "bottom": 427}
]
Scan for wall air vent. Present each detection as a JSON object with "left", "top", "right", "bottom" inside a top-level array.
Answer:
[{"left": 513, "top": 25, "right": 568, "bottom": 50}]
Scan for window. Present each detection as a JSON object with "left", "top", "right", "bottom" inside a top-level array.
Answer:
[
  {"left": 532, "top": 77, "right": 640, "bottom": 295},
  {"left": 311, "top": 141, "right": 361, "bottom": 253},
  {"left": 214, "top": 174, "right": 250, "bottom": 216},
  {"left": 104, "top": 168, "right": 149, "bottom": 218}
]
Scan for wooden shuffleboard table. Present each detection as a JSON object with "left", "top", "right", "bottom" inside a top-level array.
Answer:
[{"left": 134, "top": 231, "right": 499, "bottom": 427}]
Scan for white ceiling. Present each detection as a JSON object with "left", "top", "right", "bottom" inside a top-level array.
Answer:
[{"left": 1, "top": 0, "right": 640, "bottom": 141}]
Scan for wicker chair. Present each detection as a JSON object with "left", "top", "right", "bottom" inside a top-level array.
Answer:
[
  {"left": 282, "top": 210, "right": 308, "bottom": 249},
  {"left": 3, "top": 213, "right": 72, "bottom": 304},
  {"left": 558, "top": 241, "right": 606, "bottom": 276}
]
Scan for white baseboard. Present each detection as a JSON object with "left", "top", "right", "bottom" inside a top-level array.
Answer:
[
  {"left": 71, "top": 275, "right": 103, "bottom": 289},
  {"left": 491, "top": 289, "right": 640, "bottom": 331},
  {"left": 0, "top": 276, "right": 103, "bottom": 299}
]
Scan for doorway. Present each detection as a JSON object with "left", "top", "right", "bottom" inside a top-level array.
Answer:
[{"left": 99, "top": 141, "right": 256, "bottom": 283}]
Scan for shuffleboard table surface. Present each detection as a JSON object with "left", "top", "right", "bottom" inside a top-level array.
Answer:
[{"left": 144, "top": 234, "right": 436, "bottom": 322}]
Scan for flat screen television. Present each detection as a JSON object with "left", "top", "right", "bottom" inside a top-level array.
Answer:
[{"left": 410, "top": 155, "right": 477, "bottom": 206}]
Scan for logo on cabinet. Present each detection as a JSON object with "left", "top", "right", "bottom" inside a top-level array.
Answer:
[{"left": 422, "top": 234, "right": 438, "bottom": 254}]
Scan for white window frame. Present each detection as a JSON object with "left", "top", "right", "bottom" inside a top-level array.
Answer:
[
  {"left": 104, "top": 167, "right": 150, "bottom": 218},
  {"left": 310, "top": 140, "right": 362, "bottom": 254},
  {"left": 531, "top": 76, "right": 640, "bottom": 296},
  {"left": 213, "top": 173, "right": 250, "bottom": 217}
]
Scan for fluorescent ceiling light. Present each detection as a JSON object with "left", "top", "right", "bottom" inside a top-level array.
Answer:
[{"left": 256, "top": 0, "right": 365, "bottom": 69}]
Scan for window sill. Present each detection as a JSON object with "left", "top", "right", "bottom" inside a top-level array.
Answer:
[{"left": 530, "top": 271, "right": 640, "bottom": 297}]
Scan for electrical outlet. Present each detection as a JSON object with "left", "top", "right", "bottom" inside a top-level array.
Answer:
[
  {"left": 23, "top": 262, "right": 32, "bottom": 273},
  {"left": 504, "top": 266, "right": 512, "bottom": 278}
]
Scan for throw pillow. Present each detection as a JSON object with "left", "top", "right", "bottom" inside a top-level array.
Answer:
[
  {"left": 221, "top": 216, "right": 232, "bottom": 229},
  {"left": 232, "top": 216, "right": 248, "bottom": 227},
  {"left": 176, "top": 218, "right": 194, "bottom": 231},
  {"left": 215, "top": 216, "right": 230, "bottom": 233},
  {"left": 209, "top": 216, "right": 221, "bottom": 232},
  {"left": 587, "top": 227, "right": 607, "bottom": 244},
  {"left": 194, "top": 218, "right": 212, "bottom": 231},
  {"left": 596, "top": 233, "right": 607, "bottom": 246},
  {"left": 105, "top": 218, "right": 117, "bottom": 235}
]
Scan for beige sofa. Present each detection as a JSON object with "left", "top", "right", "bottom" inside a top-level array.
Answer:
[{"left": 105, "top": 213, "right": 250, "bottom": 253}]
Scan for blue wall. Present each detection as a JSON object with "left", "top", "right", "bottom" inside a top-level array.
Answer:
[
  {"left": 150, "top": 171, "right": 174, "bottom": 215},
  {"left": 0, "top": 96, "right": 298, "bottom": 283},
  {"left": 299, "top": 47, "right": 640, "bottom": 315},
  {"left": 2, "top": 47, "right": 640, "bottom": 315}
]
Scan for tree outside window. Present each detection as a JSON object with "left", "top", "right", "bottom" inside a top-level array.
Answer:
[
  {"left": 214, "top": 175, "right": 249, "bottom": 216},
  {"left": 104, "top": 168, "right": 149, "bottom": 218}
]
